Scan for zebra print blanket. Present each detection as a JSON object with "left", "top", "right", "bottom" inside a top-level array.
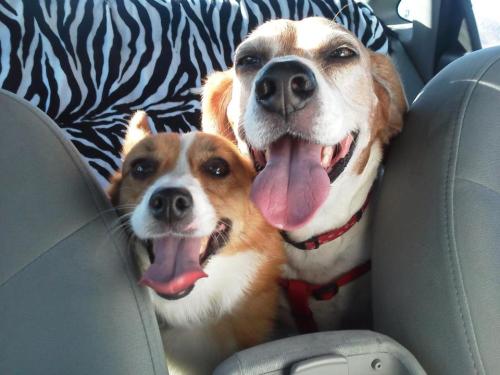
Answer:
[{"left": 0, "top": 0, "right": 389, "bottom": 186}]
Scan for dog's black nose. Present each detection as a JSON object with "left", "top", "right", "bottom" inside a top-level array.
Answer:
[
  {"left": 149, "top": 187, "right": 193, "bottom": 223},
  {"left": 254, "top": 59, "right": 317, "bottom": 117}
]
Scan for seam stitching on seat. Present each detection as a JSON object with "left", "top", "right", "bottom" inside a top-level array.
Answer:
[
  {"left": 235, "top": 353, "right": 244, "bottom": 374},
  {"left": 456, "top": 176, "right": 500, "bottom": 197},
  {"left": 445, "top": 84, "right": 478, "bottom": 375},
  {"left": 444, "top": 53, "right": 500, "bottom": 375},
  {"left": 0, "top": 214, "right": 101, "bottom": 289}
]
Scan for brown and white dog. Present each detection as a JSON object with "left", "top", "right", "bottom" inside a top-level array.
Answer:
[
  {"left": 109, "top": 112, "right": 284, "bottom": 374},
  {"left": 202, "top": 18, "right": 407, "bottom": 333}
]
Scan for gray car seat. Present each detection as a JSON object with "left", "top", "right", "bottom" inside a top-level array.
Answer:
[
  {"left": 373, "top": 46, "right": 500, "bottom": 375},
  {"left": 0, "top": 90, "right": 167, "bottom": 375}
]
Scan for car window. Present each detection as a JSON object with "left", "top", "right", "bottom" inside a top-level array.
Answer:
[
  {"left": 397, "top": 0, "right": 413, "bottom": 22},
  {"left": 398, "top": 0, "right": 500, "bottom": 48},
  {"left": 471, "top": 0, "right": 500, "bottom": 48}
]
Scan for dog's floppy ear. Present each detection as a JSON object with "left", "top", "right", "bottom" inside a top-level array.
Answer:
[
  {"left": 122, "top": 110, "right": 152, "bottom": 156},
  {"left": 370, "top": 52, "right": 408, "bottom": 144},
  {"left": 202, "top": 70, "right": 237, "bottom": 144}
]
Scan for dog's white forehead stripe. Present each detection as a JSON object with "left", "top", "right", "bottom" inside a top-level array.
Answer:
[
  {"left": 172, "top": 131, "right": 197, "bottom": 175},
  {"left": 251, "top": 19, "right": 290, "bottom": 38},
  {"left": 295, "top": 22, "right": 347, "bottom": 51}
]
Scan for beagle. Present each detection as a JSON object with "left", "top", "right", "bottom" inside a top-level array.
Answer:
[
  {"left": 109, "top": 112, "right": 284, "bottom": 374},
  {"left": 202, "top": 17, "right": 406, "bottom": 333}
]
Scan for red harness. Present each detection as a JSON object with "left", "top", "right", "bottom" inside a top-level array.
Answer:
[
  {"left": 280, "top": 194, "right": 371, "bottom": 250},
  {"left": 280, "top": 261, "right": 371, "bottom": 333},
  {"left": 280, "top": 194, "right": 372, "bottom": 333}
]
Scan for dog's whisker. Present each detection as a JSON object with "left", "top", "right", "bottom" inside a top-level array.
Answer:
[
  {"left": 93, "top": 217, "right": 137, "bottom": 253},
  {"left": 107, "top": 222, "right": 126, "bottom": 234},
  {"left": 108, "top": 212, "right": 133, "bottom": 227},
  {"left": 107, "top": 213, "right": 135, "bottom": 235},
  {"left": 97, "top": 204, "right": 136, "bottom": 215},
  {"left": 332, "top": 3, "right": 351, "bottom": 24}
]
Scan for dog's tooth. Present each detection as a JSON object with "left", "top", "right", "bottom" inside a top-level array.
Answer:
[
  {"left": 199, "top": 237, "right": 210, "bottom": 255},
  {"left": 321, "top": 146, "right": 334, "bottom": 168},
  {"left": 265, "top": 148, "right": 269, "bottom": 162}
]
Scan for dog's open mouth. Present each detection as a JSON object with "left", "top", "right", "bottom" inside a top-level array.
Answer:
[
  {"left": 141, "top": 219, "right": 232, "bottom": 300},
  {"left": 249, "top": 132, "right": 358, "bottom": 181},
  {"left": 249, "top": 132, "right": 358, "bottom": 231}
]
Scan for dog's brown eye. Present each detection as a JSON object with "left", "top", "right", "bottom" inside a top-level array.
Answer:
[
  {"left": 236, "top": 55, "right": 261, "bottom": 68},
  {"left": 130, "top": 158, "right": 158, "bottom": 180},
  {"left": 202, "top": 157, "right": 230, "bottom": 178},
  {"left": 329, "top": 47, "right": 356, "bottom": 60}
]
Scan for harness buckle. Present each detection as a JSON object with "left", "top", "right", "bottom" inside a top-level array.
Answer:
[{"left": 312, "top": 282, "right": 339, "bottom": 301}]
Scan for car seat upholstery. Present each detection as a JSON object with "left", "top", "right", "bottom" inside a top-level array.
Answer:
[
  {"left": 0, "top": 90, "right": 167, "bottom": 375},
  {"left": 372, "top": 46, "right": 500, "bottom": 375},
  {"left": 389, "top": 38, "right": 424, "bottom": 104}
]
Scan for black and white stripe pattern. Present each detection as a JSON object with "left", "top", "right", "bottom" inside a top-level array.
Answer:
[{"left": 0, "top": 0, "right": 389, "bottom": 186}]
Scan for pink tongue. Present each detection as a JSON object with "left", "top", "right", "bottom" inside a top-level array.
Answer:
[
  {"left": 140, "top": 236, "right": 207, "bottom": 296},
  {"left": 251, "top": 136, "right": 330, "bottom": 230}
]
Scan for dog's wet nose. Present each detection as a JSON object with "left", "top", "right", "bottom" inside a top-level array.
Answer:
[
  {"left": 149, "top": 187, "right": 193, "bottom": 223},
  {"left": 255, "top": 59, "right": 316, "bottom": 116}
]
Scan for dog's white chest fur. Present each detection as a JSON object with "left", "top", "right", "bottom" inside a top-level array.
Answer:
[
  {"left": 279, "top": 211, "right": 371, "bottom": 333},
  {"left": 283, "top": 211, "right": 370, "bottom": 282}
]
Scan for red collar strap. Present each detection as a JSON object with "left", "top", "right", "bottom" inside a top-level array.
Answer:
[
  {"left": 281, "top": 192, "right": 372, "bottom": 251},
  {"left": 280, "top": 260, "right": 371, "bottom": 333}
]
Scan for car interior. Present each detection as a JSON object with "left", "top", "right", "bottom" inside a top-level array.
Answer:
[{"left": 1, "top": 0, "right": 498, "bottom": 374}]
